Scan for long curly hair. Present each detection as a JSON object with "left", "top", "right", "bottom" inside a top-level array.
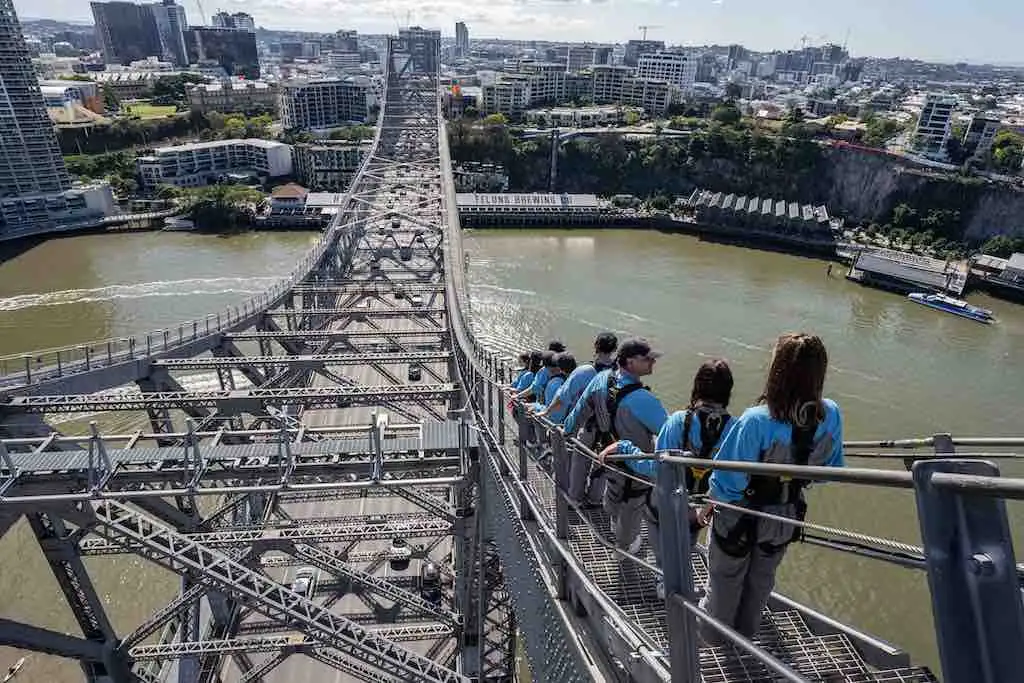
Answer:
[{"left": 759, "top": 333, "right": 828, "bottom": 425}]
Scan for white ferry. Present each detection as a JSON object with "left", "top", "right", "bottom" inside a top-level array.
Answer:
[{"left": 908, "top": 292, "right": 995, "bottom": 324}]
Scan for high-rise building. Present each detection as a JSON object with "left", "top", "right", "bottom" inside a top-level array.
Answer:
[
  {"left": 90, "top": 1, "right": 163, "bottom": 65},
  {"left": 635, "top": 52, "right": 698, "bottom": 93},
  {"left": 913, "top": 94, "right": 957, "bottom": 159},
  {"left": 152, "top": 0, "right": 188, "bottom": 66},
  {"left": 623, "top": 40, "right": 664, "bottom": 67},
  {"left": 281, "top": 78, "right": 372, "bottom": 130},
  {"left": 0, "top": 1, "right": 113, "bottom": 240},
  {"left": 185, "top": 26, "right": 260, "bottom": 79},
  {"left": 397, "top": 27, "right": 441, "bottom": 74},
  {"left": 331, "top": 30, "right": 358, "bottom": 52},
  {"left": 962, "top": 113, "right": 1002, "bottom": 160},
  {"left": 212, "top": 11, "right": 255, "bottom": 31},
  {"left": 455, "top": 22, "right": 469, "bottom": 57}
]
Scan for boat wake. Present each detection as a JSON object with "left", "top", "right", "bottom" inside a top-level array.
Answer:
[{"left": 0, "top": 277, "right": 284, "bottom": 311}]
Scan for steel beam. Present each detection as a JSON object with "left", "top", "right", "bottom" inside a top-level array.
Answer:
[
  {"left": 2, "top": 384, "right": 459, "bottom": 413},
  {"left": 225, "top": 329, "right": 447, "bottom": 342},
  {"left": 263, "top": 306, "right": 445, "bottom": 318},
  {"left": 89, "top": 501, "right": 469, "bottom": 683},
  {"left": 154, "top": 351, "right": 451, "bottom": 370},
  {"left": 0, "top": 617, "right": 104, "bottom": 662}
]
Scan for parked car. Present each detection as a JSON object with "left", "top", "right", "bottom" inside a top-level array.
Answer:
[
  {"left": 408, "top": 364, "right": 422, "bottom": 382},
  {"left": 388, "top": 538, "right": 412, "bottom": 571}
]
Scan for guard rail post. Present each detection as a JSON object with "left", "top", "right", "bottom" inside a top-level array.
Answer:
[
  {"left": 912, "top": 459, "right": 1024, "bottom": 683},
  {"left": 552, "top": 429, "right": 570, "bottom": 600},
  {"left": 515, "top": 406, "right": 533, "bottom": 521},
  {"left": 658, "top": 457, "right": 699, "bottom": 679}
]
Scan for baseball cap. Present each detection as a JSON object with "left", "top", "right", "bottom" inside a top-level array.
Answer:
[{"left": 616, "top": 338, "right": 662, "bottom": 364}]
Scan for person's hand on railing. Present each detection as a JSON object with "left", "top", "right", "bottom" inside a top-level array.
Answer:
[
  {"left": 696, "top": 502, "right": 715, "bottom": 527},
  {"left": 597, "top": 441, "right": 621, "bottom": 465}
]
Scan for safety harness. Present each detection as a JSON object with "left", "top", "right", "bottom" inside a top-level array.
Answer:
[
  {"left": 646, "top": 407, "right": 731, "bottom": 527},
  {"left": 712, "top": 419, "right": 819, "bottom": 558},
  {"left": 592, "top": 373, "right": 650, "bottom": 503}
]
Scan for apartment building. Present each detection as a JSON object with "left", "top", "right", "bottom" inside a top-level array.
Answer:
[
  {"left": 1, "top": 0, "right": 113, "bottom": 240},
  {"left": 635, "top": 52, "right": 697, "bottom": 94},
  {"left": 913, "top": 93, "right": 957, "bottom": 159},
  {"left": 480, "top": 77, "right": 530, "bottom": 118},
  {"left": 136, "top": 139, "right": 293, "bottom": 188},
  {"left": 962, "top": 113, "right": 1002, "bottom": 160},
  {"left": 281, "top": 78, "right": 371, "bottom": 130},
  {"left": 293, "top": 140, "right": 371, "bottom": 191},
  {"left": 187, "top": 80, "right": 278, "bottom": 114}
]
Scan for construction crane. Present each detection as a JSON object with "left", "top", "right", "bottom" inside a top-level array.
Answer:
[
  {"left": 638, "top": 25, "right": 662, "bottom": 41},
  {"left": 193, "top": 0, "right": 208, "bottom": 25}
]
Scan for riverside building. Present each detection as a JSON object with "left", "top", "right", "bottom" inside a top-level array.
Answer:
[
  {"left": 136, "top": 139, "right": 293, "bottom": 188},
  {"left": 281, "top": 78, "right": 372, "bottom": 131},
  {"left": 0, "top": 0, "right": 114, "bottom": 241}
]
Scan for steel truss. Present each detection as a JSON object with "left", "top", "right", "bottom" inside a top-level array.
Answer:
[
  {"left": 154, "top": 351, "right": 451, "bottom": 369},
  {"left": 88, "top": 500, "right": 468, "bottom": 683},
  {"left": 0, "top": 34, "right": 517, "bottom": 683},
  {"left": 2, "top": 384, "right": 458, "bottom": 413}
]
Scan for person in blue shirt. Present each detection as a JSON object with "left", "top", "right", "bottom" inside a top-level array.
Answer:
[
  {"left": 533, "top": 332, "right": 617, "bottom": 503},
  {"left": 515, "top": 339, "right": 566, "bottom": 403},
  {"left": 599, "top": 358, "right": 736, "bottom": 597},
  {"left": 509, "top": 351, "right": 531, "bottom": 390},
  {"left": 699, "top": 333, "right": 844, "bottom": 645},
  {"left": 511, "top": 350, "right": 542, "bottom": 392},
  {"left": 531, "top": 353, "right": 577, "bottom": 465},
  {"left": 562, "top": 338, "right": 668, "bottom": 553}
]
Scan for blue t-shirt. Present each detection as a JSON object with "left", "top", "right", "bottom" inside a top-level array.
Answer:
[
  {"left": 616, "top": 408, "right": 737, "bottom": 476},
  {"left": 563, "top": 369, "right": 667, "bottom": 438},
  {"left": 512, "top": 370, "right": 535, "bottom": 392},
  {"left": 709, "top": 399, "right": 845, "bottom": 503}
]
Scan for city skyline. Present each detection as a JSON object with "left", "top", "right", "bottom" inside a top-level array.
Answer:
[{"left": 16, "top": 0, "right": 1024, "bottom": 65}]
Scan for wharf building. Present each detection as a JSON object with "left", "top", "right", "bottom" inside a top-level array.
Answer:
[
  {"left": 456, "top": 192, "right": 613, "bottom": 228},
  {"left": 292, "top": 140, "right": 372, "bottom": 192},
  {"left": 281, "top": 78, "right": 372, "bottom": 131},
  {"left": 847, "top": 247, "right": 968, "bottom": 295},
  {"left": 259, "top": 185, "right": 352, "bottom": 228},
  {"left": 912, "top": 94, "right": 957, "bottom": 160},
  {"left": 687, "top": 189, "right": 834, "bottom": 237},
  {"left": 0, "top": 0, "right": 115, "bottom": 242},
  {"left": 969, "top": 252, "right": 1024, "bottom": 302},
  {"left": 452, "top": 162, "right": 509, "bottom": 192},
  {"left": 186, "top": 80, "right": 278, "bottom": 115},
  {"left": 136, "top": 139, "right": 293, "bottom": 189}
]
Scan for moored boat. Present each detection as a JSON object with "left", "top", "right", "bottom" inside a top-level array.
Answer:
[{"left": 908, "top": 292, "right": 995, "bottom": 324}]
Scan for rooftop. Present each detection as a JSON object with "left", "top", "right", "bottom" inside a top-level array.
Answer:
[{"left": 456, "top": 193, "right": 600, "bottom": 209}]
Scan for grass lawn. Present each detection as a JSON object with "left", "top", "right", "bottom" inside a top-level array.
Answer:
[{"left": 123, "top": 102, "right": 178, "bottom": 119}]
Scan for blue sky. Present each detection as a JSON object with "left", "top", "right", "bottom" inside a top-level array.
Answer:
[{"left": 15, "top": 0, "right": 1024, "bottom": 64}]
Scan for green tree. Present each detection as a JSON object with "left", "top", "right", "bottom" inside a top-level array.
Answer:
[
  {"left": 991, "top": 130, "right": 1024, "bottom": 173},
  {"left": 724, "top": 82, "right": 743, "bottom": 101},
  {"left": 623, "top": 110, "right": 640, "bottom": 126},
  {"left": 482, "top": 113, "right": 508, "bottom": 126},
  {"left": 711, "top": 103, "right": 742, "bottom": 126},
  {"left": 101, "top": 84, "right": 120, "bottom": 112},
  {"left": 463, "top": 105, "right": 478, "bottom": 119}
]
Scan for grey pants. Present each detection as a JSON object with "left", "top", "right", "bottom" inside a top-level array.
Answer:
[
  {"left": 645, "top": 492, "right": 700, "bottom": 569},
  {"left": 568, "top": 449, "right": 602, "bottom": 503},
  {"left": 603, "top": 486, "right": 647, "bottom": 551},
  {"left": 700, "top": 530, "right": 787, "bottom": 645}
]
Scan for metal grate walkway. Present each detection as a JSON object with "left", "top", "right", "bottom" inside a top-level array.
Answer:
[{"left": 520, "top": 446, "right": 938, "bottom": 683}]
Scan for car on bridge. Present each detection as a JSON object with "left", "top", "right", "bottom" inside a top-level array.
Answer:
[
  {"left": 420, "top": 561, "right": 442, "bottom": 605},
  {"left": 388, "top": 538, "right": 412, "bottom": 571},
  {"left": 408, "top": 364, "right": 422, "bottom": 382},
  {"left": 291, "top": 566, "right": 318, "bottom": 599},
  {"left": 410, "top": 294, "right": 424, "bottom": 307}
]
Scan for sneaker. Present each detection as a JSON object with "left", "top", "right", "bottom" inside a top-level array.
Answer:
[
  {"left": 656, "top": 579, "right": 665, "bottom": 600},
  {"left": 539, "top": 448, "right": 553, "bottom": 469},
  {"left": 524, "top": 440, "right": 538, "bottom": 449},
  {"left": 627, "top": 535, "right": 643, "bottom": 555}
]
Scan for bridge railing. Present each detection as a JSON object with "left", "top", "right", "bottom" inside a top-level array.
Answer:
[
  {"left": 436, "top": 105, "right": 1024, "bottom": 683},
  {"left": 0, "top": 50, "right": 393, "bottom": 394}
]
